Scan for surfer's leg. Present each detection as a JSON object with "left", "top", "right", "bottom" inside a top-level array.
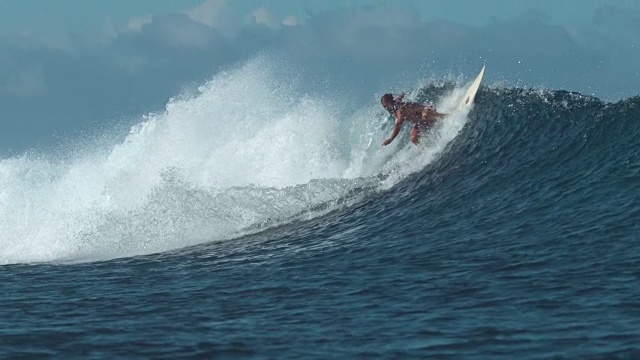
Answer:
[{"left": 411, "top": 124, "right": 420, "bottom": 144}]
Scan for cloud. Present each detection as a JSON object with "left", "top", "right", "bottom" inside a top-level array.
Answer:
[
  {"left": 250, "top": 8, "right": 303, "bottom": 29},
  {"left": 126, "top": 15, "right": 153, "bottom": 33},
  {"left": 137, "top": 13, "right": 226, "bottom": 49},
  {"left": 0, "top": 2, "right": 639, "bottom": 153},
  {"left": 182, "top": 1, "right": 301, "bottom": 33},
  {"left": 183, "top": 0, "right": 242, "bottom": 36},
  {"left": 252, "top": 7, "right": 281, "bottom": 29},
  {"left": 282, "top": 16, "right": 303, "bottom": 27}
]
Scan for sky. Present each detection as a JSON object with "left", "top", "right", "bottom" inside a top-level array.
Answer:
[
  {"left": 2, "top": 0, "right": 640, "bottom": 34},
  {"left": 0, "top": 0, "right": 639, "bottom": 154}
]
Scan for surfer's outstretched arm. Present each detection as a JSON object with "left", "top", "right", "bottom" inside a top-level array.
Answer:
[
  {"left": 383, "top": 114, "right": 404, "bottom": 146},
  {"left": 422, "top": 108, "right": 448, "bottom": 119}
]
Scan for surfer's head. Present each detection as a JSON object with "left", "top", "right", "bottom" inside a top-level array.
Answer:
[{"left": 381, "top": 93, "right": 395, "bottom": 113}]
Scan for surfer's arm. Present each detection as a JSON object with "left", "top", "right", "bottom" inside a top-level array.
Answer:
[
  {"left": 383, "top": 114, "right": 404, "bottom": 146},
  {"left": 395, "top": 93, "right": 406, "bottom": 102},
  {"left": 424, "top": 108, "right": 448, "bottom": 118}
]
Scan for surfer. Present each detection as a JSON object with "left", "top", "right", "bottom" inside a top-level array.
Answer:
[{"left": 381, "top": 93, "right": 447, "bottom": 145}]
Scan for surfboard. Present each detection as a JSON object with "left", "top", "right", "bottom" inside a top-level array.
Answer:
[{"left": 458, "top": 64, "right": 485, "bottom": 109}]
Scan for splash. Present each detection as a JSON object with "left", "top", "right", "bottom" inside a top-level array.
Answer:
[{"left": 0, "top": 56, "right": 470, "bottom": 264}]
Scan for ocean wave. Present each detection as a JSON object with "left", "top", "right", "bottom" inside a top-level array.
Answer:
[{"left": 2, "top": 57, "right": 638, "bottom": 265}]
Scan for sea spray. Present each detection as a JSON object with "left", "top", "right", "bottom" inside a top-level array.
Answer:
[{"left": 0, "top": 55, "right": 468, "bottom": 264}]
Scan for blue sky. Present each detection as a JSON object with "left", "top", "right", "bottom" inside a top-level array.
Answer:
[
  {"left": 2, "top": 0, "right": 640, "bottom": 35},
  {"left": 1, "top": 0, "right": 639, "bottom": 154}
]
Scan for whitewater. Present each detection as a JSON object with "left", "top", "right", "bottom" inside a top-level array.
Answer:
[{"left": 0, "top": 56, "right": 473, "bottom": 265}]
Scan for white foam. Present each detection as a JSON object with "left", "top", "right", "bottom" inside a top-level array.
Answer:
[{"left": 0, "top": 56, "right": 471, "bottom": 265}]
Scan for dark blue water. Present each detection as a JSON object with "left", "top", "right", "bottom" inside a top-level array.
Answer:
[{"left": 1, "top": 88, "right": 640, "bottom": 359}]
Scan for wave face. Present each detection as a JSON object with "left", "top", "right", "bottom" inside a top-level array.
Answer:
[
  {"left": 407, "top": 87, "right": 640, "bottom": 245},
  {"left": 1, "top": 57, "right": 639, "bottom": 357}
]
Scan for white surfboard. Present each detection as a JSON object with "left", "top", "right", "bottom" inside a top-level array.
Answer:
[{"left": 458, "top": 64, "right": 485, "bottom": 109}]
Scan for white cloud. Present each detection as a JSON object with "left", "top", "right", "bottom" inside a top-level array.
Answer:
[
  {"left": 126, "top": 15, "right": 153, "bottom": 32},
  {"left": 157, "top": 14, "right": 222, "bottom": 49},
  {"left": 282, "top": 16, "right": 303, "bottom": 27},
  {"left": 183, "top": 0, "right": 241, "bottom": 36},
  {"left": 252, "top": 7, "right": 281, "bottom": 29}
]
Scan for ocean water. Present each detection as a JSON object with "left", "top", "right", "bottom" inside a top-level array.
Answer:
[{"left": 1, "top": 57, "right": 639, "bottom": 359}]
